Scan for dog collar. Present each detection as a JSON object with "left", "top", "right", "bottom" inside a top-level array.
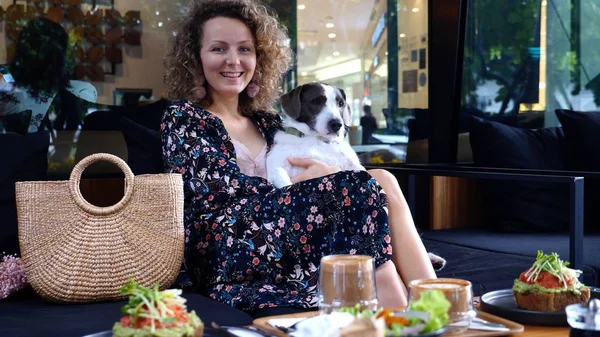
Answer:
[{"left": 285, "top": 127, "right": 304, "bottom": 138}]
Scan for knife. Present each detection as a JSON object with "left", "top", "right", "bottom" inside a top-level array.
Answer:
[{"left": 210, "top": 321, "right": 279, "bottom": 337}]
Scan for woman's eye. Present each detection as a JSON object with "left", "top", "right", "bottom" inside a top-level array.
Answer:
[
  {"left": 211, "top": 47, "right": 225, "bottom": 52},
  {"left": 239, "top": 46, "right": 252, "bottom": 52}
]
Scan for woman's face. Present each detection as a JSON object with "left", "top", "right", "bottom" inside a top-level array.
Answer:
[{"left": 200, "top": 17, "right": 257, "bottom": 99}]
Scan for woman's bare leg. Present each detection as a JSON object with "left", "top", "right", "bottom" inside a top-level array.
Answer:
[
  {"left": 368, "top": 169, "right": 437, "bottom": 285},
  {"left": 376, "top": 260, "right": 408, "bottom": 308}
]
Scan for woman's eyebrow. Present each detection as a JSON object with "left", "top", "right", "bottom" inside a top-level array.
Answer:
[{"left": 207, "top": 40, "right": 254, "bottom": 44}]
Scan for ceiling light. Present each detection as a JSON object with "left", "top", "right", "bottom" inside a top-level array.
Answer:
[
  {"left": 412, "top": 8, "right": 420, "bottom": 12},
  {"left": 297, "top": 4, "right": 306, "bottom": 9},
  {"left": 399, "top": 33, "right": 406, "bottom": 38},
  {"left": 301, "top": 72, "right": 308, "bottom": 76},
  {"left": 326, "top": 23, "right": 334, "bottom": 28},
  {"left": 326, "top": 56, "right": 332, "bottom": 61},
  {"left": 333, "top": 51, "right": 340, "bottom": 56},
  {"left": 328, "top": 33, "right": 336, "bottom": 39}
]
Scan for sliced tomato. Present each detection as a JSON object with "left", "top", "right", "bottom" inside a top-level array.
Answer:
[
  {"left": 120, "top": 316, "right": 131, "bottom": 327},
  {"left": 520, "top": 271, "right": 570, "bottom": 289},
  {"left": 123, "top": 304, "right": 190, "bottom": 329},
  {"left": 536, "top": 272, "right": 563, "bottom": 289}
]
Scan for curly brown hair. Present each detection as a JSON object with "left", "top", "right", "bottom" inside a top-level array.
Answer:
[{"left": 163, "top": 0, "right": 293, "bottom": 115}]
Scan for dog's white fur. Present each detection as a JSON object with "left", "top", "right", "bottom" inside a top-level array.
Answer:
[{"left": 266, "top": 84, "right": 364, "bottom": 188}]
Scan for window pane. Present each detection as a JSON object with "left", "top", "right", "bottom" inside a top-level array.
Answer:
[
  {"left": 461, "top": 0, "right": 600, "bottom": 130},
  {"left": 296, "top": 0, "right": 429, "bottom": 164}
]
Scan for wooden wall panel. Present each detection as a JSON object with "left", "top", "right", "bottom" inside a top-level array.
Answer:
[
  {"left": 430, "top": 176, "right": 482, "bottom": 229},
  {"left": 79, "top": 178, "right": 125, "bottom": 207}
]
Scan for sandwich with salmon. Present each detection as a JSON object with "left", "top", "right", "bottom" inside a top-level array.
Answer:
[{"left": 512, "top": 251, "right": 590, "bottom": 312}]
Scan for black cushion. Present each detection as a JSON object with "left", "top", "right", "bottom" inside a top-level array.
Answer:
[
  {"left": 422, "top": 229, "right": 600, "bottom": 287},
  {"left": 0, "top": 109, "right": 32, "bottom": 135},
  {"left": 0, "top": 131, "right": 49, "bottom": 256},
  {"left": 555, "top": 109, "right": 600, "bottom": 171},
  {"left": 110, "top": 99, "right": 169, "bottom": 131},
  {"left": 0, "top": 288, "right": 253, "bottom": 337},
  {"left": 120, "top": 117, "right": 163, "bottom": 175},
  {"left": 469, "top": 117, "right": 569, "bottom": 232},
  {"left": 555, "top": 109, "right": 600, "bottom": 231},
  {"left": 422, "top": 238, "right": 540, "bottom": 296}
]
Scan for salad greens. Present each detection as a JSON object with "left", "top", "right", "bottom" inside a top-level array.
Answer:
[
  {"left": 339, "top": 289, "right": 450, "bottom": 336},
  {"left": 119, "top": 279, "right": 188, "bottom": 333},
  {"left": 407, "top": 289, "right": 451, "bottom": 333}
]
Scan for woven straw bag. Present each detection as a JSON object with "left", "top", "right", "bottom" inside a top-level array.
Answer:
[{"left": 15, "top": 153, "right": 184, "bottom": 303}]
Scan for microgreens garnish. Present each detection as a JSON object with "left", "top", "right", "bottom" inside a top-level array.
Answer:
[
  {"left": 120, "top": 279, "right": 187, "bottom": 332},
  {"left": 524, "top": 251, "right": 582, "bottom": 290}
]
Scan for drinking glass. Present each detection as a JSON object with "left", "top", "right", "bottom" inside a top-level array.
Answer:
[
  {"left": 407, "top": 278, "right": 475, "bottom": 335},
  {"left": 318, "top": 254, "right": 378, "bottom": 314}
]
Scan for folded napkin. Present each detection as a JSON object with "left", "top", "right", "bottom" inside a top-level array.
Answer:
[{"left": 268, "top": 312, "right": 355, "bottom": 337}]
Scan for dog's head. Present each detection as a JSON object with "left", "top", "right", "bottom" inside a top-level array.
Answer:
[{"left": 280, "top": 82, "right": 352, "bottom": 141}]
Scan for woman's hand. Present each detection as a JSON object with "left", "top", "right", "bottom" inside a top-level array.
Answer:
[{"left": 288, "top": 158, "right": 341, "bottom": 184}]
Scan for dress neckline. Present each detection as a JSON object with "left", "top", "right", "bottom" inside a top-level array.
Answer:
[{"left": 230, "top": 138, "right": 267, "bottom": 162}]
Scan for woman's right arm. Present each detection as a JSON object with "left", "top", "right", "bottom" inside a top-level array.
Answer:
[{"left": 161, "top": 102, "right": 275, "bottom": 213}]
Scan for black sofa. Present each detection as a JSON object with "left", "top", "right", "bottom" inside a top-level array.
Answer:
[
  {"left": 387, "top": 110, "right": 600, "bottom": 296},
  {"left": 2, "top": 107, "right": 600, "bottom": 336}
]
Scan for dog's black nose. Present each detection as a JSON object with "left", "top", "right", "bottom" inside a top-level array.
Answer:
[{"left": 328, "top": 119, "right": 343, "bottom": 132}]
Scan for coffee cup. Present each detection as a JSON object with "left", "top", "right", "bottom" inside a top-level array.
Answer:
[
  {"left": 407, "top": 278, "right": 475, "bottom": 335},
  {"left": 318, "top": 254, "right": 378, "bottom": 314}
]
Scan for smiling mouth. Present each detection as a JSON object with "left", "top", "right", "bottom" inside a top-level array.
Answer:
[{"left": 221, "top": 72, "right": 243, "bottom": 78}]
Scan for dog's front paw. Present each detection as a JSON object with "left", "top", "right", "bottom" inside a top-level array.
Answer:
[
  {"left": 270, "top": 167, "right": 293, "bottom": 188},
  {"left": 428, "top": 252, "right": 447, "bottom": 271}
]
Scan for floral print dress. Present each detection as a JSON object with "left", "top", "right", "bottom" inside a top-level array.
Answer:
[
  {"left": 161, "top": 100, "right": 393, "bottom": 312},
  {"left": 0, "top": 83, "right": 56, "bottom": 133}
]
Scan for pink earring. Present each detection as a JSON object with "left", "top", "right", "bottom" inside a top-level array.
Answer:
[
  {"left": 193, "top": 73, "right": 207, "bottom": 100},
  {"left": 247, "top": 80, "right": 259, "bottom": 98}
]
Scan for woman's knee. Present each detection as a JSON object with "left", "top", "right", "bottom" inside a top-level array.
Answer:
[{"left": 367, "top": 169, "right": 405, "bottom": 203}]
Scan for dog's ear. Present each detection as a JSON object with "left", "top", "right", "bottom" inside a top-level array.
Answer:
[
  {"left": 281, "top": 86, "right": 303, "bottom": 119},
  {"left": 339, "top": 88, "right": 347, "bottom": 100},
  {"left": 338, "top": 88, "right": 352, "bottom": 126}
]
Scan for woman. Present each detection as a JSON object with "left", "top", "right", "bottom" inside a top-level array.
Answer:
[
  {"left": 162, "top": 0, "right": 436, "bottom": 313},
  {"left": 0, "top": 18, "right": 69, "bottom": 133}
]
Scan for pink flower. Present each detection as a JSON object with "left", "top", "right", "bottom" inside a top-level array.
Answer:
[{"left": 0, "top": 254, "right": 27, "bottom": 299}]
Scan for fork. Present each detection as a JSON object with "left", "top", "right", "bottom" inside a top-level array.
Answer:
[
  {"left": 471, "top": 316, "right": 508, "bottom": 328},
  {"left": 274, "top": 318, "right": 307, "bottom": 333}
]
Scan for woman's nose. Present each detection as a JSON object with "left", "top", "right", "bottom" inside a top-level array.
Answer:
[{"left": 226, "top": 51, "right": 240, "bottom": 65}]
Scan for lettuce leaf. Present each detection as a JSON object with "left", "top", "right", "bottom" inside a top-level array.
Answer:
[{"left": 407, "top": 289, "right": 451, "bottom": 333}]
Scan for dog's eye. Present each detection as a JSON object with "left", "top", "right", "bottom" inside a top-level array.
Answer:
[
  {"left": 337, "top": 100, "right": 345, "bottom": 107},
  {"left": 311, "top": 97, "right": 324, "bottom": 105}
]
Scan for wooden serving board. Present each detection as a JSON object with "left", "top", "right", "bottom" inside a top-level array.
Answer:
[{"left": 252, "top": 310, "right": 525, "bottom": 337}]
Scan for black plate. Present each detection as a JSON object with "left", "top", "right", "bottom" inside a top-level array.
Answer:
[
  {"left": 82, "top": 326, "right": 269, "bottom": 337},
  {"left": 480, "top": 289, "right": 567, "bottom": 326}
]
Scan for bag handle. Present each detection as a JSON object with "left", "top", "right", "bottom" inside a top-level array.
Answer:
[{"left": 69, "top": 153, "right": 135, "bottom": 215}]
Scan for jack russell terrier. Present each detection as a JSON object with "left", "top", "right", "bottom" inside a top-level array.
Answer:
[
  {"left": 266, "top": 82, "right": 447, "bottom": 271},
  {"left": 266, "top": 82, "right": 364, "bottom": 188}
]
